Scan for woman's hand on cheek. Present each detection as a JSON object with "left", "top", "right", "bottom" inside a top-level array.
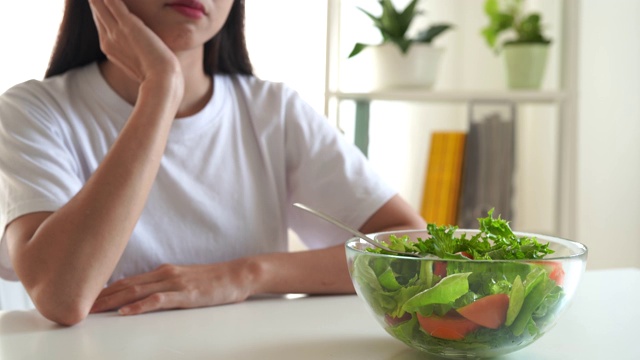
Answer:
[
  {"left": 89, "top": 260, "right": 258, "bottom": 316},
  {"left": 89, "top": 0, "right": 183, "bottom": 86}
]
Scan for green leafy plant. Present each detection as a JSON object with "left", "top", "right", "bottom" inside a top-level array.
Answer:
[
  {"left": 348, "top": 0, "right": 453, "bottom": 58},
  {"left": 481, "top": 0, "right": 551, "bottom": 54}
]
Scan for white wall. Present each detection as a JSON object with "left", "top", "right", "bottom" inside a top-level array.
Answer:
[
  {"left": 0, "top": 0, "right": 64, "bottom": 310},
  {"left": 576, "top": 1, "right": 640, "bottom": 269},
  {"left": 0, "top": 1, "right": 64, "bottom": 92},
  {"left": 245, "top": 0, "right": 327, "bottom": 114}
]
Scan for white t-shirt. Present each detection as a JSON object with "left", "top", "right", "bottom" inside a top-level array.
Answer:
[{"left": 0, "top": 63, "right": 395, "bottom": 283}]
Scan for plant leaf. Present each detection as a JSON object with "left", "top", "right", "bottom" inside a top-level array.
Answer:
[
  {"left": 481, "top": 12, "right": 514, "bottom": 50},
  {"left": 379, "top": 0, "right": 400, "bottom": 37},
  {"left": 398, "top": 38, "right": 412, "bottom": 54},
  {"left": 481, "top": 0, "right": 550, "bottom": 53},
  {"left": 350, "top": 0, "right": 452, "bottom": 58},
  {"left": 398, "top": 0, "right": 421, "bottom": 36},
  {"left": 514, "top": 13, "right": 550, "bottom": 43},
  {"left": 484, "top": 0, "right": 500, "bottom": 16},
  {"left": 348, "top": 43, "right": 369, "bottom": 58},
  {"left": 415, "top": 24, "right": 453, "bottom": 43}
]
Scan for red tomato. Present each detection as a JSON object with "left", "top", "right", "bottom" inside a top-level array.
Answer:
[
  {"left": 433, "top": 252, "right": 472, "bottom": 278},
  {"left": 549, "top": 261, "right": 564, "bottom": 285},
  {"left": 416, "top": 311, "right": 480, "bottom": 341},
  {"left": 433, "top": 262, "right": 447, "bottom": 278},
  {"left": 531, "top": 261, "right": 565, "bottom": 285},
  {"left": 456, "top": 293, "right": 510, "bottom": 329},
  {"left": 549, "top": 265, "right": 565, "bottom": 285}
]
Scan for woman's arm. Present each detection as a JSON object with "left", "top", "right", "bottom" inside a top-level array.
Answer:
[
  {"left": 89, "top": 195, "right": 426, "bottom": 315},
  {"left": 5, "top": 0, "right": 184, "bottom": 326},
  {"left": 252, "top": 194, "right": 427, "bottom": 295}
]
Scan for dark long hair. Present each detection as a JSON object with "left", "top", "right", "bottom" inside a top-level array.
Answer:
[{"left": 45, "top": 0, "right": 253, "bottom": 78}]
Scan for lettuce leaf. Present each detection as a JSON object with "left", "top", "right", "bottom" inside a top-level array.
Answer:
[
  {"left": 402, "top": 272, "right": 471, "bottom": 314},
  {"left": 367, "top": 209, "right": 555, "bottom": 260}
]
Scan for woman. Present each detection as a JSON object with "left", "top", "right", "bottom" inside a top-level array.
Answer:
[{"left": 0, "top": 0, "right": 425, "bottom": 326}]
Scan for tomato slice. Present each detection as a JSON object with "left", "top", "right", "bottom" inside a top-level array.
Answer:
[
  {"left": 416, "top": 311, "right": 480, "bottom": 340},
  {"left": 433, "top": 262, "right": 447, "bottom": 278},
  {"left": 547, "top": 261, "right": 564, "bottom": 286},
  {"left": 456, "top": 293, "right": 510, "bottom": 329},
  {"left": 433, "top": 253, "right": 472, "bottom": 278},
  {"left": 531, "top": 261, "right": 565, "bottom": 285},
  {"left": 549, "top": 265, "right": 565, "bottom": 285}
]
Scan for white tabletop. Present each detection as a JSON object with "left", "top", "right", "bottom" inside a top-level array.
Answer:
[{"left": 0, "top": 268, "right": 638, "bottom": 360}]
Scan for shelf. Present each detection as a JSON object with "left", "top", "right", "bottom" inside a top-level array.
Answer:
[
  {"left": 327, "top": 89, "right": 566, "bottom": 104},
  {"left": 324, "top": 0, "right": 579, "bottom": 240}
]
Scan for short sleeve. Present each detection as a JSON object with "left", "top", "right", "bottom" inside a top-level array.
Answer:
[
  {"left": 0, "top": 84, "right": 84, "bottom": 279},
  {"left": 284, "top": 89, "right": 396, "bottom": 249}
]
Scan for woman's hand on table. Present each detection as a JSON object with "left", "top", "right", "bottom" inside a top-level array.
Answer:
[{"left": 90, "top": 260, "right": 257, "bottom": 315}]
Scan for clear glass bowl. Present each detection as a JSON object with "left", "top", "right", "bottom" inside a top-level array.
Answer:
[{"left": 345, "top": 229, "right": 588, "bottom": 358}]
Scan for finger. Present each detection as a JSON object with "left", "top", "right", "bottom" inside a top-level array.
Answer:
[
  {"left": 91, "top": 9, "right": 109, "bottom": 40},
  {"left": 89, "top": 0, "right": 118, "bottom": 29},
  {"left": 103, "top": 0, "right": 136, "bottom": 28},
  {"left": 91, "top": 279, "right": 170, "bottom": 313},
  {"left": 118, "top": 292, "right": 186, "bottom": 316},
  {"left": 93, "top": 265, "right": 181, "bottom": 310},
  {"left": 97, "top": 268, "right": 168, "bottom": 298}
]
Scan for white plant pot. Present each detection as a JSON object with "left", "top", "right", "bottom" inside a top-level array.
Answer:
[{"left": 370, "top": 43, "right": 444, "bottom": 90}]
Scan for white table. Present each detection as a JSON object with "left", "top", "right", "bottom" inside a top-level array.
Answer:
[{"left": 0, "top": 268, "right": 638, "bottom": 360}]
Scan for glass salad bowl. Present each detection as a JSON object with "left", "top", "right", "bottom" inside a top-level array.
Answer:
[{"left": 345, "top": 227, "right": 588, "bottom": 358}]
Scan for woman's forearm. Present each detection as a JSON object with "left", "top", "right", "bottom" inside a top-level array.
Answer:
[
  {"left": 12, "top": 78, "right": 182, "bottom": 325},
  {"left": 248, "top": 244, "right": 355, "bottom": 296},
  {"left": 85, "top": 197, "right": 426, "bottom": 317},
  {"left": 248, "top": 196, "right": 426, "bottom": 297}
]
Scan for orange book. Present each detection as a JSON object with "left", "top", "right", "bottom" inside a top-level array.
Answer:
[{"left": 420, "top": 132, "right": 467, "bottom": 226}]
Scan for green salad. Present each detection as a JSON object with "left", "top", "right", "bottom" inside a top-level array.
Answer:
[{"left": 351, "top": 210, "right": 565, "bottom": 354}]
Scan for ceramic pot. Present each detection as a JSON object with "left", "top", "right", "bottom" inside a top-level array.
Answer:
[
  {"left": 503, "top": 43, "right": 550, "bottom": 89},
  {"left": 370, "top": 43, "right": 444, "bottom": 90}
]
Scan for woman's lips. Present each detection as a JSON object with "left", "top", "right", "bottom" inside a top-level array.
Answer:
[{"left": 167, "top": 1, "right": 206, "bottom": 20}]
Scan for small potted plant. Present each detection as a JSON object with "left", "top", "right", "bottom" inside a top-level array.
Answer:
[
  {"left": 481, "top": 0, "right": 552, "bottom": 89},
  {"left": 348, "top": 0, "right": 453, "bottom": 89}
]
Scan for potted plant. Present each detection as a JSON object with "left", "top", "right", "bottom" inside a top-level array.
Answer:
[
  {"left": 348, "top": 0, "right": 453, "bottom": 89},
  {"left": 481, "top": 0, "right": 552, "bottom": 89}
]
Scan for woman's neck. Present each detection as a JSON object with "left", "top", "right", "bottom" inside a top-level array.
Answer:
[{"left": 99, "top": 53, "right": 213, "bottom": 119}]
